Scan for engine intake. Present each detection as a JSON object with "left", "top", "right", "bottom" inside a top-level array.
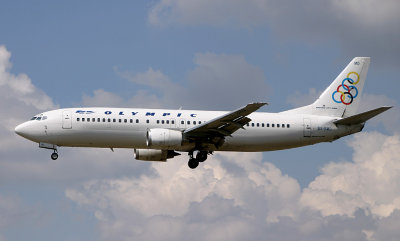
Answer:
[
  {"left": 135, "top": 149, "right": 180, "bottom": 162},
  {"left": 146, "top": 128, "right": 183, "bottom": 149}
]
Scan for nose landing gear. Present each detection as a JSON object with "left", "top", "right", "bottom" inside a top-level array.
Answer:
[
  {"left": 39, "top": 142, "right": 59, "bottom": 160},
  {"left": 188, "top": 151, "right": 209, "bottom": 169}
]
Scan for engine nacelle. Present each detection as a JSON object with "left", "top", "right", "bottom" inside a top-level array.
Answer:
[
  {"left": 134, "top": 149, "right": 180, "bottom": 162},
  {"left": 146, "top": 128, "right": 183, "bottom": 149}
]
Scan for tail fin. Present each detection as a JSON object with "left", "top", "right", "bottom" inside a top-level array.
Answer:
[{"left": 284, "top": 57, "right": 370, "bottom": 117}]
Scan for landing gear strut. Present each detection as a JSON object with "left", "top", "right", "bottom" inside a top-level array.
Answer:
[{"left": 187, "top": 151, "right": 208, "bottom": 169}]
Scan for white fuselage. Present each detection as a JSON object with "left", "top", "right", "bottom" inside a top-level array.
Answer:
[{"left": 15, "top": 107, "right": 363, "bottom": 152}]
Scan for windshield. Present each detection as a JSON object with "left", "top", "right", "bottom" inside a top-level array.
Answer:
[{"left": 30, "top": 115, "right": 47, "bottom": 121}]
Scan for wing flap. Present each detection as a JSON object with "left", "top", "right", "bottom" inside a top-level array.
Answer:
[{"left": 334, "top": 106, "right": 392, "bottom": 125}]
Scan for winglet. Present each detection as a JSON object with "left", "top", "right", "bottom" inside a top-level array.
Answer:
[
  {"left": 334, "top": 106, "right": 392, "bottom": 125},
  {"left": 241, "top": 102, "right": 268, "bottom": 114}
]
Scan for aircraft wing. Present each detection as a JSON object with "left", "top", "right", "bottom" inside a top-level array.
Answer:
[{"left": 183, "top": 102, "right": 267, "bottom": 147}]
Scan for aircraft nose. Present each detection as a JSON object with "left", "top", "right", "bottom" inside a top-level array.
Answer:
[
  {"left": 15, "top": 123, "right": 25, "bottom": 136},
  {"left": 15, "top": 122, "right": 30, "bottom": 138}
]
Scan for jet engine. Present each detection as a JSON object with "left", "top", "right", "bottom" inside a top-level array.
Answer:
[
  {"left": 134, "top": 149, "right": 180, "bottom": 162},
  {"left": 146, "top": 128, "right": 183, "bottom": 149}
]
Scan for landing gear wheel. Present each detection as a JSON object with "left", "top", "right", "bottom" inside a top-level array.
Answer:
[
  {"left": 188, "top": 158, "right": 199, "bottom": 169},
  {"left": 51, "top": 152, "right": 58, "bottom": 160},
  {"left": 196, "top": 151, "right": 208, "bottom": 162}
]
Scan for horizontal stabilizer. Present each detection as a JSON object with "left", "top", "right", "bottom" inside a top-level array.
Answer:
[{"left": 334, "top": 106, "right": 392, "bottom": 125}]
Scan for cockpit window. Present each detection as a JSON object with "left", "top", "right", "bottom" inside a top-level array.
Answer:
[{"left": 30, "top": 115, "right": 47, "bottom": 121}]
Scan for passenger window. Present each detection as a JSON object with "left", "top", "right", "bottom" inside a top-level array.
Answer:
[
  {"left": 124, "top": 119, "right": 127, "bottom": 123},
  {"left": 103, "top": 118, "right": 106, "bottom": 122},
  {"left": 162, "top": 120, "right": 165, "bottom": 124},
  {"left": 277, "top": 124, "right": 280, "bottom": 128},
  {"left": 108, "top": 118, "right": 111, "bottom": 122},
  {"left": 146, "top": 120, "right": 149, "bottom": 123},
  {"left": 130, "top": 119, "right": 133, "bottom": 123},
  {"left": 82, "top": 118, "right": 85, "bottom": 122},
  {"left": 166, "top": 120, "right": 169, "bottom": 124},
  {"left": 172, "top": 120, "right": 175, "bottom": 124},
  {"left": 193, "top": 121, "right": 196, "bottom": 125},
  {"left": 136, "top": 119, "right": 139, "bottom": 123},
  {"left": 119, "top": 119, "right": 121, "bottom": 123},
  {"left": 287, "top": 124, "right": 290, "bottom": 128},
  {"left": 157, "top": 120, "right": 160, "bottom": 124},
  {"left": 282, "top": 124, "right": 285, "bottom": 128},
  {"left": 251, "top": 123, "right": 254, "bottom": 127},
  {"left": 113, "top": 119, "right": 116, "bottom": 122},
  {"left": 272, "top": 124, "right": 275, "bottom": 127},
  {"left": 77, "top": 118, "right": 80, "bottom": 121},
  {"left": 267, "top": 123, "right": 270, "bottom": 127},
  {"left": 97, "top": 118, "right": 100, "bottom": 122},
  {"left": 246, "top": 123, "right": 249, "bottom": 126},
  {"left": 257, "top": 123, "right": 259, "bottom": 127},
  {"left": 92, "top": 118, "right": 95, "bottom": 122},
  {"left": 181, "top": 120, "right": 184, "bottom": 124},
  {"left": 262, "top": 123, "right": 264, "bottom": 127},
  {"left": 199, "top": 121, "right": 201, "bottom": 124}
]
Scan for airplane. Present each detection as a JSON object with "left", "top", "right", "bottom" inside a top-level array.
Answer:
[{"left": 15, "top": 57, "right": 392, "bottom": 169}]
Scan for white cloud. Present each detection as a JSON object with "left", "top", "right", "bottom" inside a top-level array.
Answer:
[
  {"left": 0, "top": 46, "right": 55, "bottom": 111},
  {"left": 286, "top": 88, "right": 320, "bottom": 108},
  {"left": 116, "top": 52, "right": 268, "bottom": 110},
  {"left": 0, "top": 45, "right": 57, "bottom": 152},
  {"left": 0, "top": 45, "right": 152, "bottom": 184},
  {"left": 82, "top": 88, "right": 163, "bottom": 108},
  {"left": 65, "top": 132, "right": 400, "bottom": 240},
  {"left": 148, "top": 0, "right": 400, "bottom": 66},
  {"left": 118, "top": 67, "right": 175, "bottom": 89},
  {"left": 149, "top": 0, "right": 269, "bottom": 27},
  {"left": 301, "top": 132, "right": 400, "bottom": 218},
  {"left": 149, "top": 0, "right": 400, "bottom": 28},
  {"left": 359, "top": 93, "right": 400, "bottom": 132},
  {"left": 66, "top": 152, "right": 303, "bottom": 240},
  {"left": 185, "top": 53, "right": 268, "bottom": 109}
]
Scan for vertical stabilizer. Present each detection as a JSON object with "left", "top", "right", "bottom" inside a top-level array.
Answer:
[{"left": 283, "top": 57, "right": 370, "bottom": 117}]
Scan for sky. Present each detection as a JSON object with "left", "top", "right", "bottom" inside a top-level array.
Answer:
[{"left": 1, "top": 0, "right": 400, "bottom": 240}]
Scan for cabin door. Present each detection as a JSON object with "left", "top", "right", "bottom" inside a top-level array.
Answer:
[
  {"left": 62, "top": 111, "right": 72, "bottom": 129},
  {"left": 303, "top": 118, "right": 311, "bottom": 137}
]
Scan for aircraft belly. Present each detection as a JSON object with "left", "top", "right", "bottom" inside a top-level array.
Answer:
[
  {"left": 220, "top": 130, "right": 306, "bottom": 152},
  {"left": 50, "top": 129, "right": 147, "bottom": 148}
]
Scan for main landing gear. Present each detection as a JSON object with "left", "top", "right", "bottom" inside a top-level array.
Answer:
[{"left": 188, "top": 151, "right": 209, "bottom": 169}]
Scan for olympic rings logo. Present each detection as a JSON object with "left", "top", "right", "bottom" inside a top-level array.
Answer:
[{"left": 331, "top": 72, "right": 359, "bottom": 105}]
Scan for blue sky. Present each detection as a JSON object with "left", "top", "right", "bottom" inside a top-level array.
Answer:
[{"left": 1, "top": 1, "right": 400, "bottom": 240}]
